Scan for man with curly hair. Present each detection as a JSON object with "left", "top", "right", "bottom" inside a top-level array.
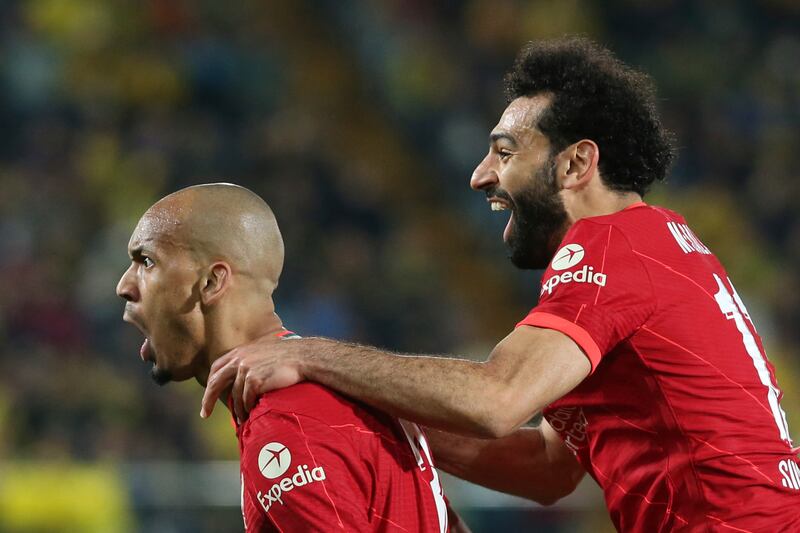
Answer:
[{"left": 201, "top": 38, "right": 800, "bottom": 531}]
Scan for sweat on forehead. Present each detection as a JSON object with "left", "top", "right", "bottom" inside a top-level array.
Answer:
[
  {"left": 137, "top": 184, "right": 249, "bottom": 243},
  {"left": 130, "top": 207, "right": 176, "bottom": 237},
  {"left": 132, "top": 183, "right": 285, "bottom": 282},
  {"left": 128, "top": 203, "right": 192, "bottom": 250}
]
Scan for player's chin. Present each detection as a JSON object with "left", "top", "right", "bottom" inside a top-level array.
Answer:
[
  {"left": 507, "top": 234, "right": 550, "bottom": 270},
  {"left": 150, "top": 365, "right": 174, "bottom": 386},
  {"left": 505, "top": 229, "right": 527, "bottom": 266},
  {"left": 150, "top": 359, "right": 198, "bottom": 386}
]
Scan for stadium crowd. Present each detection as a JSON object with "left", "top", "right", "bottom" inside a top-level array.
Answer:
[{"left": 1, "top": 0, "right": 799, "bottom": 531}]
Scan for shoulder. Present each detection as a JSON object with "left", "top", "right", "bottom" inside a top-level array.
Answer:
[
  {"left": 250, "top": 382, "right": 349, "bottom": 415},
  {"left": 538, "top": 204, "right": 662, "bottom": 300},
  {"left": 561, "top": 204, "right": 683, "bottom": 251},
  {"left": 575, "top": 203, "right": 677, "bottom": 232},
  {"left": 244, "top": 382, "right": 398, "bottom": 441}
]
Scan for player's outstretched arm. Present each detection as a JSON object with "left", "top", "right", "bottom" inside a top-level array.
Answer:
[
  {"left": 425, "top": 420, "right": 585, "bottom": 505},
  {"left": 201, "top": 325, "right": 590, "bottom": 438}
]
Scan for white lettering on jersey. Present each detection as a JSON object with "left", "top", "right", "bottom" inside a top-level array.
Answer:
[
  {"left": 399, "top": 420, "right": 448, "bottom": 533},
  {"left": 778, "top": 459, "right": 800, "bottom": 490},
  {"left": 547, "top": 407, "right": 588, "bottom": 456},
  {"left": 540, "top": 265, "right": 607, "bottom": 297},
  {"left": 256, "top": 464, "right": 327, "bottom": 513},
  {"left": 713, "top": 274, "right": 792, "bottom": 445},
  {"left": 241, "top": 473, "right": 247, "bottom": 530},
  {"left": 667, "top": 222, "right": 711, "bottom": 255}
]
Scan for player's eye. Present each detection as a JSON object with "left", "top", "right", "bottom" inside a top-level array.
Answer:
[
  {"left": 498, "top": 150, "right": 512, "bottom": 161},
  {"left": 143, "top": 257, "right": 154, "bottom": 268}
]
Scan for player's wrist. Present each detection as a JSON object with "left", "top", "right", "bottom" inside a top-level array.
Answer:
[{"left": 286, "top": 337, "right": 328, "bottom": 381}]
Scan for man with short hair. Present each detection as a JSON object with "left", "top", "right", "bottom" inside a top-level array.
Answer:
[
  {"left": 117, "top": 183, "right": 458, "bottom": 532},
  {"left": 201, "top": 38, "right": 800, "bottom": 531}
]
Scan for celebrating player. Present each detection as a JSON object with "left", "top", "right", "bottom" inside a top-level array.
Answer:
[
  {"left": 116, "top": 184, "right": 462, "bottom": 532},
  {"left": 201, "top": 38, "right": 800, "bottom": 531}
]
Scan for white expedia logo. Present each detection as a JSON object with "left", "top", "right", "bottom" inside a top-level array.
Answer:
[
  {"left": 551, "top": 244, "right": 585, "bottom": 270},
  {"left": 258, "top": 442, "right": 292, "bottom": 479},
  {"left": 541, "top": 243, "right": 607, "bottom": 296},
  {"left": 255, "top": 442, "right": 328, "bottom": 513}
]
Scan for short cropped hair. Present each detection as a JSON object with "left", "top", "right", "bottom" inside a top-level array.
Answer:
[{"left": 504, "top": 37, "right": 675, "bottom": 196}]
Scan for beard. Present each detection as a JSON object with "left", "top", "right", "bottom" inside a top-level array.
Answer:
[
  {"left": 504, "top": 157, "right": 569, "bottom": 269},
  {"left": 150, "top": 365, "right": 173, "bottom": 386}
]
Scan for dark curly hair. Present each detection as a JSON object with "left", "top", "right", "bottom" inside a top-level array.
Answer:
[{"left": 504, "top": 37, "right": 675, "bottom": 196}]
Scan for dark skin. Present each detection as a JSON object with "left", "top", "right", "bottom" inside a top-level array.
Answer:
[{"left": 200, "top": 96, "right": 643, "bottom": 504}]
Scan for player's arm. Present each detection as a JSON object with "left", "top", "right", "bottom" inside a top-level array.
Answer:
[
  {"left": 242, "top": 411, "right": 371, "bottom": 531},
  {"left": 202, "top": 325, "right": 590, "bottom": 439},
  {"left": 425, "top": 419, "right": 585, "bottom": 505}
]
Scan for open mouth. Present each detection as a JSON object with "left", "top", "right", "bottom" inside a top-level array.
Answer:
[
  {"left": 140, "top": 337, "right": 154, "bottom": 363},
  {"left": 123, "top": 310, "right": 154, "bottom": 363},
  {"left": 487, "top": 197, "right": 514, "bottom": 241}
]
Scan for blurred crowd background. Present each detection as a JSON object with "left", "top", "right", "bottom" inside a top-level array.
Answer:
[{"left": 1, "top": 0, "right": 799, "bottom": 531}]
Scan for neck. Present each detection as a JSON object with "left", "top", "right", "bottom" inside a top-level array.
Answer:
[
  {"left": 195, "top": 302, "right": 285, "bottom": 388},
  {"left": 565, "top": 187, "right": 643, "bottom": 225}
]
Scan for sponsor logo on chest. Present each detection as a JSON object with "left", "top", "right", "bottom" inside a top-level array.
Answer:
[
  {"left": 254, "top": 442, "right": 328, "bottom": 513},
  {"left": 541, "top": 244, "right": 606, "bottom": 297}
]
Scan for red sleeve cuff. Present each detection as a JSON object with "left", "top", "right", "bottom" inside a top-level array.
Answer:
[{"left": 516, "top": 311, "right": 602, "bottom": 372}]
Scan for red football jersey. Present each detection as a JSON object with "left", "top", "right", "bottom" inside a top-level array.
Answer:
[
  {"left": 518, "top": 203, "right": 800, "bottom": 532},
  {"left": 233, "top": 380, "right": 450, "bottom": 532}
]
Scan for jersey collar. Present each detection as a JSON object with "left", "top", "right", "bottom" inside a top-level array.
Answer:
[
  {"left": 226, "top": 328, "right": 301, "bottom": 432},
  {"left": 623, "top": 201, "right": 647, "bottom": 211}
]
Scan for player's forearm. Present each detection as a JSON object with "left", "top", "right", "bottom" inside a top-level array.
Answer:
[
  {"left": 425, "top": 426, "right": 584, "bottom": 505},
  {"left": 294, "top": 338, "right": 526, "bottom": 438}
]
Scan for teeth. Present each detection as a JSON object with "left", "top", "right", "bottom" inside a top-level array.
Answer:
[{"left": 491, "top": 201, "right": 507, "bottom": 211}]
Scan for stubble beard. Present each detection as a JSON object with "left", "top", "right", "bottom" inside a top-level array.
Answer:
[
  {"left": 150, "top": 365, "right": 173, "bottom": 386},
  {"left": 506, "top": 158, "right": 569, "bottom": 270}
]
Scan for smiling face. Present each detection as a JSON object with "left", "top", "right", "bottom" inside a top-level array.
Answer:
[
  {"left": 116, "top": 209, "right": 205, "bottom": 385},
  {"left": 471, "top": 95, "right": 569, "bottom": 269}
]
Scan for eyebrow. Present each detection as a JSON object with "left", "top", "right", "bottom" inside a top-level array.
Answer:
[
  {"left": 128, "top": 245, "right": 152, "bottom": 260},
  {"left": 490, "top": 132, "right": 518, "bottom": 147}
]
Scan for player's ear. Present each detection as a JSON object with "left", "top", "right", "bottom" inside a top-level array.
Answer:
[
  {"left": 557, "top": 139, "right": 599, "bottom": 191},
  {"left": 200, "top": 262, "right": 232, "bottom": 306}
]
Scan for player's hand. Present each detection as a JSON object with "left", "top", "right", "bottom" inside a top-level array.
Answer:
[{"left": 200, "top": 333, "right": 304, "bottom": 422}]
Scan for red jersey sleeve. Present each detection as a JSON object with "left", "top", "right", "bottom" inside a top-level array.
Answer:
[
  {"left": 517, "top": 221, "right": 656, "bottom": 372},
  {"left": 240, "top": 409, "right": 371, "bottom": 531}
]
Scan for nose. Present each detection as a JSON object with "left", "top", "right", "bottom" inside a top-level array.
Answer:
[
  {"left": 116, "top": 265, "right": 140, "bottom": 302},
  {"left": 470, "top": 151, "right": 498, "bottom": 192}
]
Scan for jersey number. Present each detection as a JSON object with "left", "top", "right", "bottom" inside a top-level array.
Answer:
[
  {"left": 713, "top": 274, "right": 793, "bottom": 445},
  {"left": 399, "top": 420, "right": 449, "bottom": 533}
]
